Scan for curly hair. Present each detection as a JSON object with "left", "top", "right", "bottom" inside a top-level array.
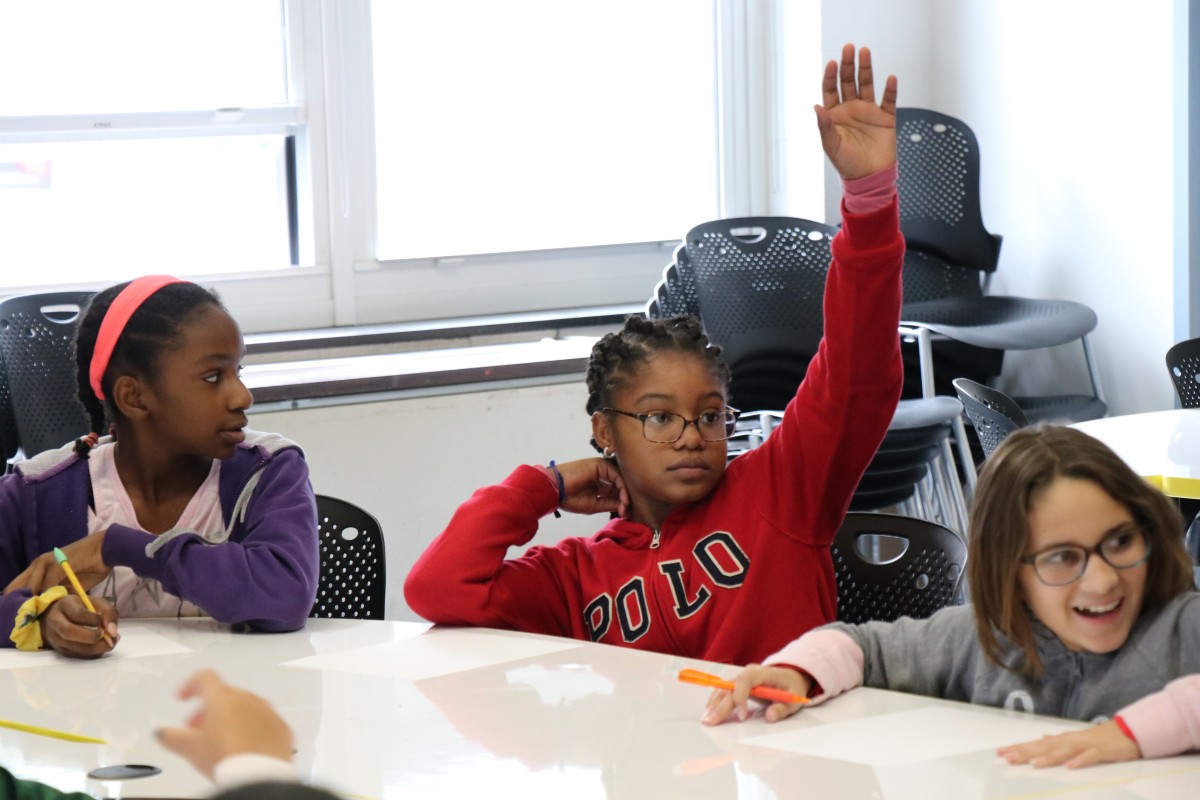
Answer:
[
  {"left": 73, "top": 280, "right": 225, "bottom": 457},
  {"left": 584, "top": 314, "right": 731, "bottom": 451}
]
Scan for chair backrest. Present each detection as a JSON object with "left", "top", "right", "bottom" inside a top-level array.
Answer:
[
  {"left": 683, "top": 216, "right": 836, "bottom": 410},
  {"left": 900, "top": 249, "right": 986, "bottom": 305},
  {"left": 0, "top": 291, "right": 94, "bottom": 457},
  {"left": 646, "top": 245, "right": 701, "bottom": 320},
  {"left": 952, "top": 377, "right": 1028, "bottom": 459},
  {"left": 896, "top": 107, "right": 1003, "bottom": 277},
  {"left": 832, "top": 511, "right": 966, "bottom": 624},
  {"left": 0, "top": 356, "right": 18, "bottom": 466},
  {"left": 1166, "top": 337, "right": 1200, "bottom": 408},
  {"left": 311, "top": 494, "right": 387, "bottom": 620}
]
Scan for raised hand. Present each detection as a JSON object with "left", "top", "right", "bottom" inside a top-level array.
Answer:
[
  {"left": 815, "top": 43, "right": 898, "bottom": 181},
  {"left": 997, "top": 721, "right": 1141, "bottom": 769}
]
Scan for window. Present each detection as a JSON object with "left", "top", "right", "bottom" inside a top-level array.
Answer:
[
  {"left": 371, "top": 1, "right": 718, "bottom": 260},
  {"left": 0, "top": 0, "right": 300, "bottom": 283},
  {"left": 0, "top": 1, "right": 821, "bottom": 332}
]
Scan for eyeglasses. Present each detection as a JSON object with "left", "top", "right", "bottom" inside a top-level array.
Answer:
[
  {"left": 601, "top": 407, "right": 741, "bottom": 443},
  {"left": 1019, "top": 525, "right": 1152, "bottom": 587}
]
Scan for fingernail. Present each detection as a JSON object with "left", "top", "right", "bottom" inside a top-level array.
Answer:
[{"left": 737, "top": 707, "right": 748, "bottom": 722}]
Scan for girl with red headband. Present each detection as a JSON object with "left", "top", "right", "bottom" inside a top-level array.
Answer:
[{"left": 0, "top": 277, "right": 319, "bottom": 657}]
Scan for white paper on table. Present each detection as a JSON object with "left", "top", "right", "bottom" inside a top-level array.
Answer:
[
  {"left": 0, "top": 626, "right": 191, "bottom": 670},
  {"left": 282, "top": 628, "right": 583, "bottom": 681},
  {"left": 740, "top": 706, "right": 1082, "bottom": 766}
]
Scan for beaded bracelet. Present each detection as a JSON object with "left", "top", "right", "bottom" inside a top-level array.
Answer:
[{"left": 548, "top": 460, "right": 566, "bottom": 518}]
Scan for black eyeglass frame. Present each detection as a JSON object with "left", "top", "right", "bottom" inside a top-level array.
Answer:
[
  {"left": 1018, "top": 526, "right": 1153, "bottom": 587},
  {"left": 600, "top": 407, "right": 742, "bottom": 444}
]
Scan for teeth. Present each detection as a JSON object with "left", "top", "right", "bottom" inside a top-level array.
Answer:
[{"left": 1075, "top": 600, "right": 1120, "bottom": 614}]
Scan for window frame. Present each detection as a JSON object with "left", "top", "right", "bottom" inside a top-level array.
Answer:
[{"left": 0, "top": 0, "right": 820, "bottom": 335}]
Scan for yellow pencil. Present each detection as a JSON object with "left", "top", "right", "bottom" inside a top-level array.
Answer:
[
  {"left": 53, "top": 547, "right": 115, "bottom": 647},
  {"left": 0, "top": 718, "right": 106, "bottom": 744}
]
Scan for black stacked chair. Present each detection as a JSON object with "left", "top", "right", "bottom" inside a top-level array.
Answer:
[
  {"left": 645, "top": 244, "right": 699, "bottom": 320},
  {"left": 832, "top": 511, "right": 967, "bottom": 623},
  {"left": 1166, "top": 337, "right": 1200, "bottom": 408},
  {"left": 311, "top": 495, "right": 387, "bottom": 620},
  {"left": 0, "top": 291, "right": 94, "bottom": 459},
  {"left": 666, "top": 216, "right": 968, "bottom": 533},
  {"left": 849, "top": 396, "right": 967, "bottom": 532},
  {"left": 952, "top": 377, "right": 1029, "bottom": 461},
  {"left": 1164, "top": 338, "right": 1200, "bottom": 579},
  {"left": 896, "top": 107, "right": 1106, "bottom": 425},
  {"left": 0, "top": 356, "right": 18, "bottom": 469},
  {"left": 684, "top": 217, "right": 828, "bottom": 413}
]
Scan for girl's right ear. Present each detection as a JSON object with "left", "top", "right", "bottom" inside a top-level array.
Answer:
[
  {"left": 591, "top": 411, "right": 613, "bottom": 452},
  {"left": 111, "top": 375, "right": 149, "bottom": 421}
]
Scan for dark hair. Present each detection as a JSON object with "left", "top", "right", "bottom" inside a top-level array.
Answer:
[
  {"left": 585, "top": 315, "right": 731, "bottom": 452},
  {"left": 968, "top": 424, "right": 1194, "bottom": 678},
  {"left": 72, "top": 280, "right": 224, "bottom": 456},
  {"left": 212, "top": 782, "right": 342, "bottom": 800}
]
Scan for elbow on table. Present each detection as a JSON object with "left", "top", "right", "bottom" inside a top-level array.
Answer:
[
  {"left": 403, "top": 567, "right": 470, "bottom": 624},
  {"left": 205, "top": 575, "right": 317, "bottom": 632}
]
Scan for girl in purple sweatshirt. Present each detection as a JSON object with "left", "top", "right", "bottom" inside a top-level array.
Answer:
[{"left": 0, "top": 276, "right": 318, "bottom": 657}]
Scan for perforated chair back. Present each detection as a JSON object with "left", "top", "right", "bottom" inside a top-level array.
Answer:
[
  {"left": 953, "top": 377, "right": 1028, "bottom": 459},
  {"left": 311, "top": 495, "right": 386, "bottom": 620},
  {"left": 646, "top": 245, "right": 700, "bottom": 320},
  {"left": 832, "top": 512, "right": 966, "bottom": 624},
  {"left": 0, "top": 292, "right": 93, "bottom": 458},
  {"left": 1166, "top": 337, "right": 1200, "bottom": 408},
  {"left": 0, "top": 358, "right": 18, "bottom": 466},
  {"left": 684, "top": 216, "right": 835, "bottom": 410},
  {"left": 895, "top": 107, "right": 1107, "bottom": 424},
  {"left": 896, "top": 107, "right": 1002, "bottom": 277},
  {"left": 901, "top": 249, "right": 986, "bottom": 305}
]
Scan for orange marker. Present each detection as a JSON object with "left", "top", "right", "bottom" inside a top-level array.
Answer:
[
  {"left": 678, "top": 668, "right": 809, "bottom": 705},
  {"left": 53, "top": 547, "right": 114, "bottom": 647}
]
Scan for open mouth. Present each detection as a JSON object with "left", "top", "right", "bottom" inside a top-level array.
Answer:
[{"left": 1073, "top": 598, "right": 1122, "bottom": 619}]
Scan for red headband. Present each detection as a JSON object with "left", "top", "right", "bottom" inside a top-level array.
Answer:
[{"left": 89, "top": 275, "right": 188, "bottom": 401}]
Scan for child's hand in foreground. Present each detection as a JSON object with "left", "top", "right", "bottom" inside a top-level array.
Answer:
[
  {"left": 701, "top": 664, "right": 811, "bottom": 726},
  {"left": 998, "top": 720, "right": 1140, "bottom": 769}
]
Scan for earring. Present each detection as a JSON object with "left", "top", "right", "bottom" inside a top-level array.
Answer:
[{"left": 603, "top": 446, "right": 617, "bottom": 459}]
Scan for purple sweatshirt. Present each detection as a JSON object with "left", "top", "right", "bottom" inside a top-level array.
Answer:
[{"left": 0, "top": 430, "right": 319, "bottom": 645}]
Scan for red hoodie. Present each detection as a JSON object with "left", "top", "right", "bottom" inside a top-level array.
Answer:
[{"left": 406, "top": 198, "right": 904, "bottom": 665}]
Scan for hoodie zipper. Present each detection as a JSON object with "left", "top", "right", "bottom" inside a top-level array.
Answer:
[{"left": 650, "top": 528, "right": 661, "bottom": 549}]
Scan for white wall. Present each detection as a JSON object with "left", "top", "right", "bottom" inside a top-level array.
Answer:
[
  {"left": 253, "top": 380, "right": 604, "bottom": 621},
  {"left": 826, "top": 0, "right": 1179, "bottom": 413},
  {"left": 820, "top": 0, "right": 938, "bottom": 220}
]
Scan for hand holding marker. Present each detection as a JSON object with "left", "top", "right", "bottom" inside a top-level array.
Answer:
[{"left": 678, "top": 669, "right": 810, "bottom": 705}]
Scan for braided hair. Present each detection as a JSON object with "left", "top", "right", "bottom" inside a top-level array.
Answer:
[
  {"left": 585, "top": 315, "right": 730, "bottom": 452},
  {"left": 72, "top": 281, "right": 225, "bottom": 458}
]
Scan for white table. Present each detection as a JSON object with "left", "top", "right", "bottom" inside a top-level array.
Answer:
[
  {"left": 2, "top": 618, "right": 1198, "bottom": 799},
  {"left": 1072, "top": 409, "right": 1200, "bottom": 499}
]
